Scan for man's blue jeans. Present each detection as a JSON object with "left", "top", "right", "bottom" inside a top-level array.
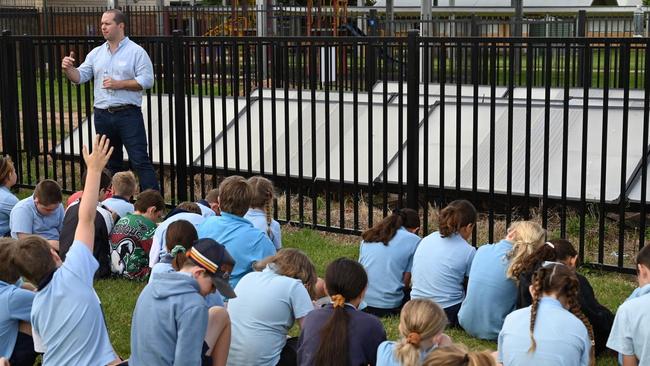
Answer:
[{"left": 93, "top": 107, "right": 160, "bottom": 191}]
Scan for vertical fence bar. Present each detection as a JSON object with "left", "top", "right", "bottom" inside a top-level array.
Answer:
[
  {"left": 0, "top": 31, "right": 19, "bottom": 174},
  {"left": 579, "top": 40, "right": 591, "bottom": 264},
  {"left": 638, "top": 41, "right": 650, "bottom": 251},
  {"left": 542, "top": 41, "right": 551, "bottom": 229},
  {"left": 618, "top": 42, "right": 630, "bottom": 269},
  {"left": 172, "top": 30, "right": 187, "bottom": 201},
  {"left": 488, "top": 42, "right": 496, "bottom": 243},
  {"left": 406, "top": 30, "right": 419, "bottom": 210},
  {"left": 598, "top": 41, "right": 611, "bottom": 265}
]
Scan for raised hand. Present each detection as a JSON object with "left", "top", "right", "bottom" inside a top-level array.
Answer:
[
  {"left": 82, "top": 134, "right": 113, "bottom": 172},
  {"left": 61, "top": 51, "right": 76, "bottom": 70}
]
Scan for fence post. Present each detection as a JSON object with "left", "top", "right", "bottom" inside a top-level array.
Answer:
[
  {"left": 0, "top": 30, "right": 19, "bottom": 166},
  {"left": 18, "top": 37, "right": 39, "bottom": 159},
  {"left": 576, "top": 10, "right": 587, "bottom": 87},
  {"left": 406, "top": 30, "right": 420, "bottom": 210},
  {"left": 172, "top": 29, "right": 188, "bottom": 202}
]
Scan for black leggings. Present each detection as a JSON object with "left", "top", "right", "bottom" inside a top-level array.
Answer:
[{"left": 9, "top": 331, "right": 38, "bottom": 366}]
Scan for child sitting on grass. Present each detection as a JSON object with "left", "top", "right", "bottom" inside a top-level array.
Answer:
[
  {"left": 12, "top": 135, "right": 120, "bottom": 365},
  {"left": 102, "top": 171, "right": 137, "bottom": 219},
  {"left": 376, "top": 299, "right": 452, "bottom": 366},
  {"left": 423, "top": 344, "right": 496, "bottom": 366},
  {"left": 244, "top": 176, "right": 282, "bottom": 250}
]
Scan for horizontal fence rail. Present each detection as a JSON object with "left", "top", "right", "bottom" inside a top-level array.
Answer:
[
  {"left": 1, "top": 5, "right": 650, "bottom": 37},
  {"left": 0, "top": 32, "right": 648, "bottom": 274}
]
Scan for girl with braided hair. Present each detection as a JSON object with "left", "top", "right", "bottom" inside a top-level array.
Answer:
[
  {"left": 244, "top": 176, "right": 282, "bottom": 250},
  {"left": 516, "top": 239, "right": 613, "bottom": 356},
  {"left": 298, "top": 258, "right": 386, "bottom": 366},
  {"left": 411, "top": 200, "right": 478, "bottom": 327},
  {"left": 376, "top": 299, "right": 452, "bottom": 366},
  {"left": 359, "top": 208, "right": 421, "bottom": 317},
  {"left": 458, "top": 221, "right": 545, "bottom": 340},
  {"left": 497, "top": 263, "right": 594, "bottom": 366},
  {"left": 423, "top": 344, "right": 496, "bottom": 366}
]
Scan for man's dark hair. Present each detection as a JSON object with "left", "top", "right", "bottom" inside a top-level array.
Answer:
[{"left": 105, "top": 9, "right": 126, "bottom": 26}]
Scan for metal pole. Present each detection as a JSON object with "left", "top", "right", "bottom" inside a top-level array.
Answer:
[
  {"left": 406, "top": 29, "right": 420, "bottom": 210},
  {"left": 172, "top": 29, "right": 188, "bottom": 201},
  {"left": 0, "top": 31, "right": 19, "bottom": 166}
]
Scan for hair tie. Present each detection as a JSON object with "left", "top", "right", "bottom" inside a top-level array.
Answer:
[
  {"left": 170, "top": 245, "right": 186, "bottom": 257},
  {"left": 545, "top": 241, "right": 555, "bottom": 249},
  {"left": 331, "top": 294, "right": 346, "bottom": 308},
  {"left": 463, "top": 353, "right": 470, "bottom": 363},
  {"left": 406, "top": 332, "right": 421, "bottom": 346}
]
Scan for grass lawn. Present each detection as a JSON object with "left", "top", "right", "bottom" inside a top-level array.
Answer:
[{"left": 95, "top": 226, "right": 637, "bottom": 365}]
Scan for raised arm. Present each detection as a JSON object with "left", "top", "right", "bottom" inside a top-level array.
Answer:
[{"left": 75, "top": 135, "right": 113, "bottom": 250}]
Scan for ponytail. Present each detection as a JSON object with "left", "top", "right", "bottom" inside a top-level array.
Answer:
[
  {"left": 423, "top": 344, "right": 496, "bottom": 366},
  {"left": 394, "top": 299, "right": 447, "bottom": 366},
  {"left": 438, "top": 200, "right": 477, "bottom": 238},
  {"left": 165, "top": 220, "right": 198, "bottom": 271},
  {"left": 361, "top": 208, "right": 420, "bottom": 245}
]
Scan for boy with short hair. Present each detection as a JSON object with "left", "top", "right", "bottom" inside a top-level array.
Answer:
[
  {"left": 102, "top": 171, "right": 137, "bottom": 219},
  {"left": 197, "top": 188, "right": 220, "bottom": 217},
  {"left": 607, "top": 244, "right": 650, "bottom": 366},
  {"left": 109, "top": 189, "right": 165, "bottom": 279},
  {"left": 12, "top": 135, "right": 118, "bottom": 365},
  {"left": 10, "top": 179, "right": 64, "bottom": 250},
  {"left": 0, "top": 238, "right": 37, "bottom": 365},
  {"left": 198, "top": 176, "right": 276, "bottom": 289},
  {"left": 59, "top": 168, "right": 115, "bottom": 279}
]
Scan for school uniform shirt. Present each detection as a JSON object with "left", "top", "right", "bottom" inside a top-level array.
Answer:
[
  {"left": 0, "top": 281, "right": 35, "bottom": 358},
  {"left": 148, "top": 256, "right": 224, "bottom": 308},
  {"left": 227, "top": 265, "right": 314, "bottom": 366},
  {"left": 197, "top": 200, "right": 216, "bottom": 218},
  {"left": 148, "top": 212, "right": 205, "bottom": 267},
  {"left": 0, "top": 186, "right": 19, "bottom": 236},
  {"left": 9, "top": 195, "right": 64, "bottom": 240},
  {"left": 607, "top": 284, "right": 650, "bottom": 365},
  {"left": 244, "top": 208, "right": 282, "bottom": 250},
  {"left": 458, "top": 239, "right": 516, "bottom": 340},
  {"left": 109, "top": 213, "right": 157, "bottom": 279},
  {"left": 410, "top": 232, "right": 475, "bottom": 308},
  {"left": 359, "top": 227, "right": 420, "bottom": 309},
  {"left": 376, "top": 340, "right": 435, "bottom": 366},
  {"left": 498, "top": 297, "right": 591, "bottom": 366},
  {"left": 298, "top": 303, "right": 387, "bottom": 366},
  {"left": 102, "top": 196, "right": 134, "bottom": 220},
  {"left": 198, "top": 212, "right": 276, "bottom": 289},
  {"left": 32, "top": 240, "right": 116, "bottom": 366}
]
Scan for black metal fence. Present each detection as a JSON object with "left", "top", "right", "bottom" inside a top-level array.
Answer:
[
  {"left": 0, "top": 31, "right": 648, "bottom": 273},
  {"left": 1, "top": 5, "right": 649, "bottom": 37}
]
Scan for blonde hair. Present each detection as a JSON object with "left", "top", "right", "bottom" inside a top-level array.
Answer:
[
  {"left": 253, "top": 248, "right": 317, "bottom": 298},
  {"left": 505, "top": 221, "right": 545, "bottom": 280},
  {"left": 248, "top": 176, "right": 275, "bottom": 239},
  {"left": 423, "top": 344, "right": 496, "bottom": 366},
  {"left": 112, "top": 171, "right": 137, "bottom": 198},
  {"left": 394, "top": 299, "right": 448, "bottom": 366}
]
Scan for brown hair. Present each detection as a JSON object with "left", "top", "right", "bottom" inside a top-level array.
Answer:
[
  {"left": 218, "top": 175, "right": 252, "bottom": 217},
  {"left": 205, "top": 188, "right": 220, "bottom": 203},
  {"left": 438, "top": 200, "right": 477, "bottom": 238},
  {"left": 637, "top": 244, "right": 650, "bottom": 269},
  {"left": 423, "top": 344, "right": 496, "bottom": 366},
  {"left": 0, "top": 156, "right": 15, "bottom": 186},
  {"left": 505, "top": 221, "right": 546, "bottom": 280},
  {"left": 314, "top": 258, "right": 369, "bottom": 366},
  {"left": 248, "top": 176, "right": 275, "bottom": 237},
  {"left": 166, "top": 220, "right": 198, "bottom": 270},
  {"left": 80, "top": 168, "right": 112, "bottom": 191},
  {"left": 528, "top": 264, "right": 595, "bottom": 366},
  {"left": 0, "top": 238, "right": 19, "bottom": 283},
  {"left": 134, "top": 189, "right": 165, "bottom": 213},
  {"left": 34, "top": 179, "right": 62, "bottom": 206},
  {"left": 254, "top": 248, "right": 318, "bottom": 298},
  {"left": 520, "top": 239, "right": 578, "bottom": 275},
  {"left": 112, "top": 171, "right": 137, "bottom": 198},
  {"left": 361, "top": 208, "right": 420, "bottom": 245},
  {"left": 394, "top": 299, "right": 448, "bottom": 366},
  {"left": 12, "top": 235, "right": 57, "bottom": 285},
  {"left": 104, "top": 9, "right": 126, "bottom": 25},
  {"left": 176, "top": 202, "right": 201, "bottom": 215}
]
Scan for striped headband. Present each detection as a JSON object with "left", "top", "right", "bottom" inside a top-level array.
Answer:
[{"left": 187, "top": 247, "right": 218, "bottom": 274}]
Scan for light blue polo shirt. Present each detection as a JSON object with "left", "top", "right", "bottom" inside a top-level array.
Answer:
[
  {"left": 101, "top": 196, "right": 134, "bottom": 219},
  {"left": 607, "top": 284, "right": 650, "bottom": 365},
  {"left": 148, "top": 213, "right": 205, "bottom": 267},
  {"left": 31, "top": 240, "right": 116, "bottom": 366},
  {"left": 10, "top": 195, "right": 64, "bottom": 240},
  {"left": 0, "top": 186, "right": 18, "bottom": 236},
  {"left": 458, "top": 239, "right": 516, "bottom": 340},
  {"left": 376, "top": 340, "right": 434, "bottom": 366},
  {"left": 0, "top": 281, "right": 35, "bottom": 358},
  {"left": 498, "top": 297, "right": 591, "bottom": 366},
  {"left": 410, "top": 231, "right": 475, "bottom": 308},
  {"left": 244, "top": 208, "right": 282, "bottom": 250},
  {"left": 359, "top": 227, "right": 420, "bottom": 309},
  {"left": 197, "top": 202, "right": 216, "bottom": 218},
  {"left": 198, "top": 212, "right": 276, "bottom": 289},
  {"left": 227, "top": 265, "right": 314, "bottom": 366}
]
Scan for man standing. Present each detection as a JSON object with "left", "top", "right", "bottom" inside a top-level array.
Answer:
[{"left": 61, "top": 9, "right": 160, "bottom": 191}]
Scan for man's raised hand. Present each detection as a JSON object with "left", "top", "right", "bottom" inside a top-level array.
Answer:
[
  {"left": 82, "top": 135, "right": 113, "bottom": 172},
  {"left": 61, "top": 51, "right": 76, "bottom": 70}
]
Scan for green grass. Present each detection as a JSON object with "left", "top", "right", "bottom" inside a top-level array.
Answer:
[{"left": 94, "top": 226, "right": 637, "bottom": 365}]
